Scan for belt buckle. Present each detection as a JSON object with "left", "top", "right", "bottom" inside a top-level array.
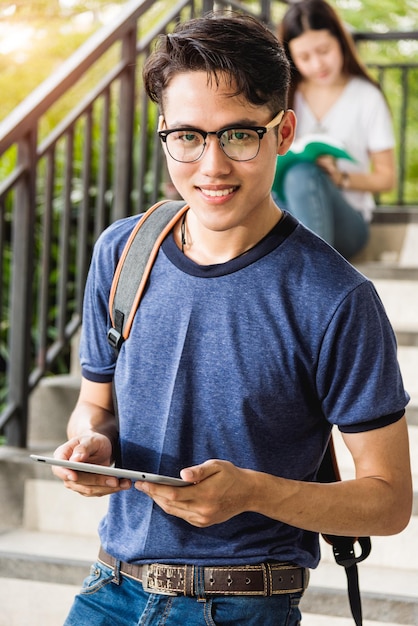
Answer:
[{"left": 142, "top": 564, "right": 179, "bottom": 596}]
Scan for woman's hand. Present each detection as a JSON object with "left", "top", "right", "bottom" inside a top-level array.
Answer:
[
  {"left": 316, "top": 155, "right": 346, "bottom": 186},
  {"left": 316, "top": 148, "right": 396, "bottom": 193}
]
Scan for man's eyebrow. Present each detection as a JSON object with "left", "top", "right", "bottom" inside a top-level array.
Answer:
[
  {"left": 165, "top": 118, "right": 263, "bottom": 129},
  {"left": 165, "top": 122, "right": 203, "bottom": 129}
]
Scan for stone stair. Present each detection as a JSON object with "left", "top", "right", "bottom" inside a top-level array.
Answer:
[{"left": 0, "top": 214, "right": 417, "bottom": 625}]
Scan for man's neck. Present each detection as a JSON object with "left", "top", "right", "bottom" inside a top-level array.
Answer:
[{"left": 176, "top": 204, "right": 283, "bottom": 265}]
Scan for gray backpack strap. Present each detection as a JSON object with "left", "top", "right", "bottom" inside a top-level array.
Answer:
[{"left": 107, "top": 200, "right": 188, "bottom": 352}]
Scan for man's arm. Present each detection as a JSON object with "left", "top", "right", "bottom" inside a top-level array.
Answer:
[
  {"left": 52, "top": 377, "right": 131, "bottom": 495},
  {"left": 252, "top": 416, "right": 412, "bottom": 536},
  {"left": 136, "top": 417, "right": 412, "bottom": 537}
]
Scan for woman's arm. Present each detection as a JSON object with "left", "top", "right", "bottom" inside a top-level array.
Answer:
[{"left": 317, "top": 148, "right": 396, "bottom": 194}]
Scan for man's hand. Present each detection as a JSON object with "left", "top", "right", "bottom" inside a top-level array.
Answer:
[
  {"left": 52, "top": 433, "right": 131, "bottom": 497},
  {"left": 51, "top": 378, "right": 128, "bottom": 497},
  {"left": 135, "top": 459, "right": 255, "bottom": 527}
]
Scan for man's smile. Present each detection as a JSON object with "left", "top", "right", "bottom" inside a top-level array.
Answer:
[{"left": 198, "top": 186, "right": 238, "bottom": 198}]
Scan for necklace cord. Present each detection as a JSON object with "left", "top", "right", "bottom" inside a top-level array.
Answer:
[{"left": 181, "top": 211, "right": 187, "bottom": 252}]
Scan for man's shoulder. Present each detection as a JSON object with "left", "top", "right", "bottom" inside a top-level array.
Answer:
[
  {"left": 93, "top": 214, "right": 143, "bottom": 263},
  {"left": 98, "top": 214, "right": 142, "bottom": 245},
  {"left": 288, "top": 220, "right": 367, "bottom": 286}
]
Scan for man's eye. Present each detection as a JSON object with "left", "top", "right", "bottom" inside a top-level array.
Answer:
[
  {"left": 229, "top": 130, "right": 249, "bottom": 141},
  {"left": 226, "top": 129, "right": 257, "bottom": 144},
  {"left": 173, "top": 132, "right": 201, "bottom": 144}
]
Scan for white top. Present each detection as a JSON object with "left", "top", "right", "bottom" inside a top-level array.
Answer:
[{"left": 294, "top": 76, "right": 395, "bottom": 221}]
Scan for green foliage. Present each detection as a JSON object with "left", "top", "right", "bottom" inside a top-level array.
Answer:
[{"left": 335, "top": 0, "right": 418, "bottom": 31}]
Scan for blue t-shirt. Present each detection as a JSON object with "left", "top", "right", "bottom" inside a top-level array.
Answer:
[{"left": 80, "top": 211, "right": 408, "bottom": 569}]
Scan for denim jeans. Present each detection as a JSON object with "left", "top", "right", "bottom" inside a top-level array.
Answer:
[
  {"left": 280, "top": 161, "right": 369, "bottom": 259},
  {"left": 64, "top": 561, "right": 304, "bottom": 625}
]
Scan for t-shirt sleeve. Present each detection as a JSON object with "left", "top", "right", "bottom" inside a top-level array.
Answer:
[
  {"left": 317, "top": 280, "right": 409, "bottom": 431},
  {"left": 79, "top": 217, "right": 138, "bottom": 382}
]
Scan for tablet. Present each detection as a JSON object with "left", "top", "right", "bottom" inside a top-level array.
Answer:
[{"left": 30, "top": 454, "right": 192, "bottom": 487}]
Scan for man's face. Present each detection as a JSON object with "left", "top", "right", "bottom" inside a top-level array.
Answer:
[{"left": 160, "top": 71, "right": 291, "bottom": 236}]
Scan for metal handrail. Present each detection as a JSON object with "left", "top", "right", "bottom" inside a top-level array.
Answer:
[
  {"left": 0, "top": 0, "right": 417, "bottom": 446},
  {"left": 0, "top": 0, "right": 194, "bottom": 445}
]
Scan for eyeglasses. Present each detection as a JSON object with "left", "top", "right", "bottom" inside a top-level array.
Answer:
[{"left": 158, "top": 110, "right": 285, "bottom": 163}]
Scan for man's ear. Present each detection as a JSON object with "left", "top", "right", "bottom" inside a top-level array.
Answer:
[
  {"left": 158, "top": 115, "right": 171, "bottom": 161},
  {"left": 277, "top": 110, "right": 297, "bottom": 155}
]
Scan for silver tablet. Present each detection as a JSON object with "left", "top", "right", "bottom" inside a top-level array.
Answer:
[{"left": 30, "top": 454, "right": 191, "bottom": 486}]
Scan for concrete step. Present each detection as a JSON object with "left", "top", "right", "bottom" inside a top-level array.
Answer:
[
  {"left": 28, "top": 374, "right": 81, "bottom": 449},
  {"left": 396, "top": 346, "right": 418, "bottom": 407},
  {"left": 0, "top": 445, "right": 106, "bottom": 532},
  {"left": 0, "top": 579, "right": 79, "bottom": 626},
  {"left": 22, "top": 477, "right": 108, "bottom": 536},
  {"left": 305, "top": 617, "right": 415, "bottom": 626},
  {"left": 352, "top": 208, "right": 418, "bottom": 267},
  {"left": 398, "top": 222, "right": 418, "bottom": 267},
  {"left": 302, "top": 569, "right": 418, "bottom": 624},
  {"left": 0, "top": 528, "right": 97, "bottom": 624},
  {"left": 406, "top": 406, "right": 418, "bottom": 427},
  {"left": 0, "top": 529, "right": 99, "bottom": 584},
  {"left": 371, "top": 278, "right": 418, "bottom": 334},
  {"left": 355, "top": 264, "right": 418, "bottom": 281},
  {"left": 303, "top": 533, "right": 418, "bottom": 623}
]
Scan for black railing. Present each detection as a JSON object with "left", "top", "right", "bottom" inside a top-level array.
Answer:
[
  {"left": 353, "top": 31, "right": 418, "bottom": 207},
  {"left": 0, "top": 0, "right": 417, "bottom": 447}
]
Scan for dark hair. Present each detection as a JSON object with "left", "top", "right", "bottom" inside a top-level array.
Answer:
[
  {"left": 143, "top": 12, "right": 290, "bottom": 114},
  {"left": 278, "top": 0, "right": 379, "bottom": 107}
]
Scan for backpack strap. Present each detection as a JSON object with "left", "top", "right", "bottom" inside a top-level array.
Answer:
[
  {"left": 107, "top": 199, "right": 188, "bottom": 352},
  {"left": 319, "top": 434, "right": 372, "bottom": 626}
]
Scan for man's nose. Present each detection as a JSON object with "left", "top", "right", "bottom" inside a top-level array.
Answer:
[{"left": 200, "top": 134, "right": 231, "bottom": 173}]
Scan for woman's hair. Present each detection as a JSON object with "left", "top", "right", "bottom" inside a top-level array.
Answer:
[
  {"left": 278, "top": 0, "right": 379, "bottom": 107},
  {"left": 143, "top": 12, "right": 290, "bottom": 115}
]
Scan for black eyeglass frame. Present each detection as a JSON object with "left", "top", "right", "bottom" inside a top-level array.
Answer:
[{"left": 158, "top": 110, "right": 285, "bottom": 163}]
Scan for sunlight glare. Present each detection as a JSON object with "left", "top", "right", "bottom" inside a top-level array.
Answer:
[
  {"left": 0, "top": 24, "right": 35, "bottom": 57},
  {"left": 1, "top": 4, "right": 16, "bottom": 17}
]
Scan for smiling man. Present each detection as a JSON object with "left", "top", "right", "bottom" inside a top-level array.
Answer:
[{"left": 53, "top": 12, "right": 412, "bottom": 626}]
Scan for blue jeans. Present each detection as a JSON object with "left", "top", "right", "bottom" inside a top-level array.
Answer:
[
  {"left": 280, "top": 162, "right": 369, "bottom": 259},
  {"left": 64, "top": 561, "right": 304, "bottom": 625}
]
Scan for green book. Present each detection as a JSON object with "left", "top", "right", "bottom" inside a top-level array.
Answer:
[{"left": 273, "top": 134, "right": 355, "bottom": 202}]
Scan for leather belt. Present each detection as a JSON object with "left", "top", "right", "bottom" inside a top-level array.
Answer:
[{"left": 98, "top": 547, "right": 308, "bottom": 597}]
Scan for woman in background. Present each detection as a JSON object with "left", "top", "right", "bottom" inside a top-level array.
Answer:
[{"left": 277, "top": 0, "right": 396, "bottom": 259}]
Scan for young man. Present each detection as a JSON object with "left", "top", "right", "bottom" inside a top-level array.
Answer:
[{"left": 53, "top": 13, "right": 412, "bottom": 626}]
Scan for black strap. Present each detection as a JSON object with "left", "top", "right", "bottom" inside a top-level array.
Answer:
[
  {"left": 325, "top": 534, "right": 371, "bottom": 626},
  {"left": 320, "top": 436, "right": 372, "bottom": 625}
]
